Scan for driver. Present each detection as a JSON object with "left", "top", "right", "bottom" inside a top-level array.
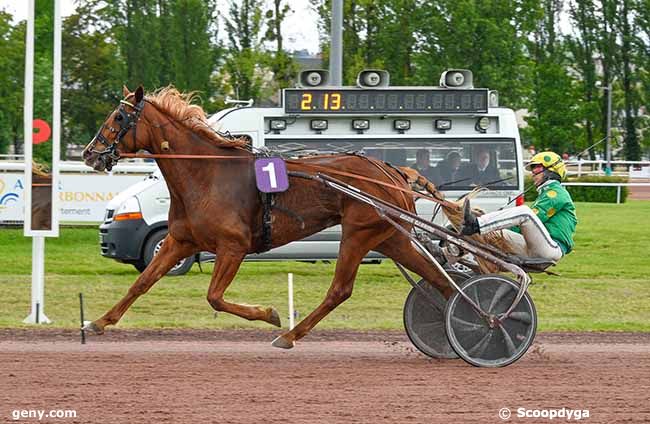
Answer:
[{"left": 460, "top": 151, "right": 577, "bottom": 261}]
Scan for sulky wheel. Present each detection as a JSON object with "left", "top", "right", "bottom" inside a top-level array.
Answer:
[
  {"left": 403, "top": 271, "right": 470, "bottom": 359},
  {"left": 445, "top": 274, "right": 537, "bottom": 368}
]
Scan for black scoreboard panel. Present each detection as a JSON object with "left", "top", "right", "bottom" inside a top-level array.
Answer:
[{"left": 283, "top": 88, "right": 488, "bottom": 114}]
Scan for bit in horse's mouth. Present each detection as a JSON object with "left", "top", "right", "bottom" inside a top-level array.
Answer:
[{"left": 86, "top": 156, "right": 107, "bottom": 172}]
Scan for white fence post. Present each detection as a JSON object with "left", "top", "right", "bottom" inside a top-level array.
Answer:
[
  {"left": 288, "top": 273, "right": 295, "bottom": 330},
  {"left": 23, "top": 236, "right": 51, "bottom": 324},
  {"left": 616, "top": 186, "right": 621, "bottom": 204}
]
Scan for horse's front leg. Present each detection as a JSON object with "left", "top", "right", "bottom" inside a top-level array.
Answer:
[
  {"left": 271, "top": 226, "right": 391, "bottom": 349},
  {"left": 206, "top": 250, "right": 281, "bottom": 327},
  {"left": 84, "top": 234, "right": 195, "bottom": 335}
]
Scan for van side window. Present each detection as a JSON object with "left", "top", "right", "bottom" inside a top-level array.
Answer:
[{"left": 267, "top": 139, "right": 519, "bottom": 191}]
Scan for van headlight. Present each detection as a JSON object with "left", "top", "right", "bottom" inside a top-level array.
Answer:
[{"left": 114, "top": 197, "right": 143, "bottom": 221}]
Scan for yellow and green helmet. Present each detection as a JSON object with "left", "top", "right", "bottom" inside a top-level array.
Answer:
[{"left": 526, "top": 151, "right": 567, "bottom": 180}]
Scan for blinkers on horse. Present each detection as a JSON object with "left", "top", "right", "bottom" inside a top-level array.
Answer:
[{"left": 86, "top": 98, "right": 145, "bottom": 171}]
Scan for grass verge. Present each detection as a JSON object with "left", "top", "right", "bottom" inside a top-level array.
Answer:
[{"left": 0, "top": 201, "right": 648, "bottom": 332}]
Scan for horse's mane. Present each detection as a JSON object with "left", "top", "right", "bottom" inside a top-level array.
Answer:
[{"left": 146, "top": 86, "right": 248, "bottom": 149}]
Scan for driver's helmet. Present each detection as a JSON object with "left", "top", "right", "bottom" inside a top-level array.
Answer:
[{"left": 526, "top": 151, "right": 567, "bottom": 181}]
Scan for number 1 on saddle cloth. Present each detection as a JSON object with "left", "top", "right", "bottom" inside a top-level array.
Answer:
[{"left": 255, "top": 157, "right": 289, "bottom": 193}]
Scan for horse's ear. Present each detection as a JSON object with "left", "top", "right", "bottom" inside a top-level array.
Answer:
[
  {"left": 135, "top": 85, "right": 144, "bottom": 103},
  {"left": 122, "top": 85, "right": 130, "bottom": 97}
]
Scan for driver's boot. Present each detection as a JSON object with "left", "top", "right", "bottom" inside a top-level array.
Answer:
[{"left": 460, "top": 199, "right": 480, "bottom": 236}]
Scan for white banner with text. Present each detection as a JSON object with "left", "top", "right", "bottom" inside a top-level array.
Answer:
[{"left": 0, "top": 173, "right": 147, "bottom": 223}]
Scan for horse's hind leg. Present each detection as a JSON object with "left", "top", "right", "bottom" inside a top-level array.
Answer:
[
  {"left": 206, "top": 250, "right": 281, "bottom": 327},
  {"left": 84, "top": 234, "right": 195, "bottom": 334},
  {"left": 375, "top": 232, "right": 453, "bottom": 298},
  {"left": 271, "top": 227, "right": 391, "bottom": 349}
]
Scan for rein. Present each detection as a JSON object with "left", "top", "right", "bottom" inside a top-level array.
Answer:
[
  {"left": 285, "top": 162, "right": 454, "bottom": 208},
  {"left": 120, "top": 152, "right": 249, "bottom": 160},
  {"left": 118, "top": 152, "right": 450, "bottom": 207},
  {"left": 94, "top": 95, "right": 449, "bottom": 207}
]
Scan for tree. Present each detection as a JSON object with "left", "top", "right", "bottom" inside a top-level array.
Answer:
[
  {"left": 264, "top": 0, "right": 298, "bottom": 90},
  {"left": 370, "top": 0, "right": 420, "bottom": 85},
  {"left": 595, "top": 0, "right": 620, "bottom": 158},
  {"left": 165, "top": 0, "right": 219, "bottom": 94},
  {"left": 0, "top": 12, "right": 24, "bottom": 155},
  {"left": 412, "top": 0, "right": 538, "bottom": 109},
  {"left": 616, "top": 0, "right": 641, "bottom": 160},
  {"left": 635, "top": 0, "right": 650, "bottom": 156},
  {"left": 61, "top": 11, "right": 125, "bottom": 157},
  {"left": 567, "top": 0, "right": 602, "bottom": 159},
  {"left": 310, "top": 0, "right": 421, "bottom": 86},
  {"left": 524, "top": 0, "right": 582, "bottom": 153},
  {"left": 59, "top": 0, "right": 223, "bottom": 153},
  {"left": 221, "top": 0, "right": 270, "bottom": 102},
  {"left": 311, "top": 0, "right": 538, "bottom": 107}
]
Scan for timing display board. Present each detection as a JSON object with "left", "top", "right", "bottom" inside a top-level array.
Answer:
[{"left": 283, "top": 88, "right": 488, "bottom": 114}]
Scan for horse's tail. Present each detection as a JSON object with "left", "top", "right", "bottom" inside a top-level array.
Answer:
[{"left": 398, "top": 167, "right": 516, "bottom": 274}]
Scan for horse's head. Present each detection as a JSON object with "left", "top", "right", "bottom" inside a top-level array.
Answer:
[{"left": 82, "top": 85, "right": 146, "bottom": 172}]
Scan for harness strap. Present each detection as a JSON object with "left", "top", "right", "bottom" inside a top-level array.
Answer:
[
  {"left": 272, "top": 204, "right": 306, "bottom": 229},
  {"left": 286, "top": 161, "right": 454, "bottom": 209},
  {"left": 119, "top": 153, "right": 450, "bottom": 209},
  {"left": 260, "top": 192, "right": 274, "bottom": 253},
  {"left": 363, "top": 156, "right": 410, "bottom": 210},
  {"left": 120, "top": 153, "right": 249, "bottom": 160}
]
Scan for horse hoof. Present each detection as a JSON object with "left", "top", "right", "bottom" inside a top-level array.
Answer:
[
  {"left": 82, "top": 321, "right": 104, "bottom": 335},
  {"left": 267, "top": 308, "right": 282, "bottom": 328},
  {"left": 271, "top": 335, "right": 294, "bottom": 349}
]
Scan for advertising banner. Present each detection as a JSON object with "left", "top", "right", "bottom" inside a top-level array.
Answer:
[{"left": 0, "top": 173, "right": 146, "bottom": 223}]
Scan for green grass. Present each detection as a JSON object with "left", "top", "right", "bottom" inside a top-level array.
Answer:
[{"left": 0, "top": 201, "right": 649, "bottom": 332}]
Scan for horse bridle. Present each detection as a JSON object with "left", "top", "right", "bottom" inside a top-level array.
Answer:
[{"left": 88, "top": 98, "right": 145, "bottom": 170}]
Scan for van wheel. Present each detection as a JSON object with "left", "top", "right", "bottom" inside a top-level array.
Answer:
[
  {"left": 143, "top": 230, "right": 195, "bottom": 276},
  {"left": 133, "top": 261, "right": 147, "bottom": 273}
]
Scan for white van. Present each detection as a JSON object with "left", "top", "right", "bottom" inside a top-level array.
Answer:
[{"left": 99, "top": 69, "right": 525, "bottom": 274}]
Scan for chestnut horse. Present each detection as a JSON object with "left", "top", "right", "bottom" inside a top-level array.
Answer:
[{"left": 82, "top": 86, "right": 450, "bottom": 348}]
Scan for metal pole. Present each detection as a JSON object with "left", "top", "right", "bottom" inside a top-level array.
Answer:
[
  {"left": 288, "top": 273, "right": 295, "bottom": 330},
  {"left": 24, "top": 236, "right": 51, "bottom": 323},
  {"left": 23, "top": 0, "right": 56, "bottom": 325},
  {"left": 330, "top": 0, "right": 343, "bottom": 86},
  {"left": 79, "top": 293, "right": 86, "bottom": 344},
  {"left": 51, "top": 0, "right": 61, "bottom": 236},
  {"left": 616, "top": 185, "right": 621, "bottom": 204},
  {"left": 23, "top": 0, "right": 34, "bottom": 234},
  {"left": 605, "top": 84, "right": 613, "bottom": 176}
]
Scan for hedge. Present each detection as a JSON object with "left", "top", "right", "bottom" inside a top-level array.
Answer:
[{"left": 524, "top": 175, "right": 629, "bottom": 203}]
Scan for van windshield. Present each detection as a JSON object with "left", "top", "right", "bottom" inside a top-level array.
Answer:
[{"left": 266, "top": 138, "right": 519, "bottom": 191}]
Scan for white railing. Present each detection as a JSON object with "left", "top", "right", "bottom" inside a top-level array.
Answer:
[
  {"left": 572, "top": 160, "right": 650, "bottom": 177},
  {"left": 524, "top": 159, "right": 650, "bottom": 178},
  {"left": 0, "top": 160, "right": 157, "bottom": 174},
  {"left": 0, "top": 154, "right": 24, "bottom": 160},
  {"left": 562, "top": 182, "right": 650, "bottom": 204}
]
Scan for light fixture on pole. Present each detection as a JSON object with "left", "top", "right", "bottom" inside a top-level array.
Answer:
[
  {"left": 596, "top": 79, "right": 614, "bottom": 176},
  {"left": 605, "top": 82, "right": 613, "bottom": 176},
  {"left": 329, "top": 0, "right": 343, "bottom": 86}
]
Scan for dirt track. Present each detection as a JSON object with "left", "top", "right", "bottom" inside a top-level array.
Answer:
[
  {"left": 629, "top": 183, "right": 650, "bottom": 200},
  {"left": 1, "top": 330, "right": 649, "bottom": 424}
]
